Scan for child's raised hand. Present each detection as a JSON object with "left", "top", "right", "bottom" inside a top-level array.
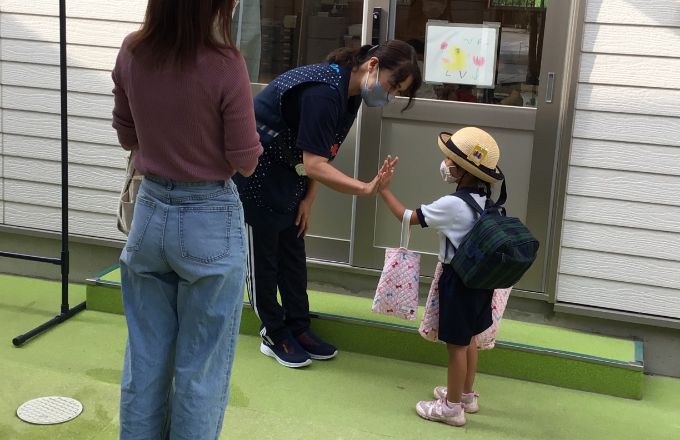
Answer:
[
  {"left": 379, "top": 155, "right": 399, "bottom": 174},
  {"left": 378, "top": 155, "right": 399, "bottom": 191}
]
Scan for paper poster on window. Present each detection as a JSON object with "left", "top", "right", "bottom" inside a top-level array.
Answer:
[{"left": 424, "top": 22, "right": 500, "bottom": 88}]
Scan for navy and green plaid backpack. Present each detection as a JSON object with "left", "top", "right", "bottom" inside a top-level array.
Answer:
[{"left": 448, "top": 182, "right": 539, "bottom": 289}]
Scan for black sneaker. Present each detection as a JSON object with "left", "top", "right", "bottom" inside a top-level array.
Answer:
[
  {"left": 295, "top": 330, "right": 338, "bottom": 360},
  {"left": 260, "top": 337, "right": 312, "bottom": 368}
]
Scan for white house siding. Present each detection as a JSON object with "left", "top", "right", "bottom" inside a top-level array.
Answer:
[
  {"left": 0, "top": 0, "right": 145, "bottom": 240},
  {"left": 557, "top": 0, "right": 680, "bottom": 319}
]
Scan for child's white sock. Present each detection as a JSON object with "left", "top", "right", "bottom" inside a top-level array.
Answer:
[{"left": 445, "top": 400, "right": 461, "bottom": 408}]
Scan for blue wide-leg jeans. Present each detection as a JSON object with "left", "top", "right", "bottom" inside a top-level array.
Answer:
[{"left": 119, "top": 176, "right": 246, "bottom": 440}]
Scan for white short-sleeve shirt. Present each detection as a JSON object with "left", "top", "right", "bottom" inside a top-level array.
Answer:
[{"left": 417, "top": 193, "right": 487, "bottom": 264}]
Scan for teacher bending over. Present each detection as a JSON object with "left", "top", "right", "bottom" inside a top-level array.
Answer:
[{"left": 234, "top": 40, "right": 422, "bottom": 368}]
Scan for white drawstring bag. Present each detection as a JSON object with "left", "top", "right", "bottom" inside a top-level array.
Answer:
[
  {"left": 116, "top": 151, "right": 142, "bottom": 235},
  {"left": 372, "top": 210, "right": 421, "bottom": 321}
]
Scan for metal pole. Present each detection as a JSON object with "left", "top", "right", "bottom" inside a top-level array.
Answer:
[
  {"left": 11, "top": 0, "right": 86, "bottom": 347},
  {"left": 13, "top": 303, "right": 86, "bottom": 347},
  {"left": 0, "top": 252, "right": 61, "bottom": 265},
  {"left": 59, "top": 0, "right": 71, "bottom": 315}
]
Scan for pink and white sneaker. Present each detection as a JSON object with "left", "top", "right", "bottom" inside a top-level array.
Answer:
[
  {"left": 433, "top": 386, "right": 447, "bottom": 399},
  {"left": 433, "top": 387, "right": 479, "bottom": 413},
  {"left": 415, "top": 398, "right": 466, "bottom": 427}
]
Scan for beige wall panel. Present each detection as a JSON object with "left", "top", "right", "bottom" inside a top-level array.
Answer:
[
  {"left": 563, "top": 195, "right": 680, "bottom": 234},
  {"left": 1, "top": 39, "right": 118, "bottom": 71},
  {"left": 3, "top": 110, "right": 117, "bottom": 145},
  {"left": 576, "top": 84, "right": 680, "bottom": 118},
  {"left": 579, "top": 54, "right": 680, "bottom": 89},
  {"left": 585, "top": 0, "right": 680, "bottom": 27},
  {"left": 0, "top": 0, "right": 146, "bottom": 23},
  {"left": 567, "top": 167, "right": 680, "bottom": 207},
  {"left": 3, "top": 85, "right": 112, "bottom": 119},
  {"left": 557, "top": 274, "right": 680, "bottom": 319},
  {"left": 0, "top": 158, "right": 3, "bottom": 223},
  {"left": 3, "top": 202, "right": 123, "bottom": 241},
  {"left": 562, "top": 220, "right": 680, "bottom": 262},
  {"left": 1, "top": 62, "right": 113, "bottom": 95},
  {"left": 3, "top": 135, "right": 125, "bottom": 168},
  {"left": 0, "top": 80, "right": 2, "bottom": 220},
  {"left": 4, "top": 180, "right": 118, "bottom": 215},
  {"left": 569, "top": 138, "right": 680, "bottom": 176},
  {"left": 562, "top": 0, "right": 680, "bottom": 320},
  {"left": 3, "top": 156, "right": 125, "bottom": 191},
  {"left": 573, "top": 110, "right": 680, "bottom": 147},
  {"left": 0, "top": 13, "right": 138, "bottom": 47},
  {"left": 582, "top": 23, "right": 680, "bottom": 58},
  {"left": 559, "top": 248, "right": 680, "bottom": 291}
]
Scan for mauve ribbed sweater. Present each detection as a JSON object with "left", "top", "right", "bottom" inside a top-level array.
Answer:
[{"left": 112, "top": 35, "right": 263, "bottom": 181}]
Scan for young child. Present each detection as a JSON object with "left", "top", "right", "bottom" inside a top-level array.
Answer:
[{"left": 379, "top": 127, "right": 505, "bottom": 427}]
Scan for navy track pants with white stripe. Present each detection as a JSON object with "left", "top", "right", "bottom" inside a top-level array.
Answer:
[{"left": 245, "top": 221, "right": 310, "bottom": 344}]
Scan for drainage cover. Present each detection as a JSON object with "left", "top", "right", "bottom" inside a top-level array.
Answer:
[{"left": 16, "top": 396, "right": 83, "bottom": 425}]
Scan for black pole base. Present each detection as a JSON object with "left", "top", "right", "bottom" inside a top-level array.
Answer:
[{"left": 12, "top": 301, "right": 87, "bottom": 347}]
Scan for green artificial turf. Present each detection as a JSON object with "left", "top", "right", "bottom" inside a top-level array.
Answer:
[{"left": 0, "top": 274, "right": 677, "bottom": 440}]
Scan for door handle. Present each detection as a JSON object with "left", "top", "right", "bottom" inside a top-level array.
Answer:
[
  {"left": 545, "top": 72, "right": 556, "bottom": 103},
  {"left": 372, "top": 8, "right": 382, "bottom": 46}
]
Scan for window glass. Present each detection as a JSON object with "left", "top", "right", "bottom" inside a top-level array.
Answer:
[
  {"left": 235, "top": 0, "right": 547, "bottom": 107},
  {"left": 237, "top": 1, "right": 365, "bottom": 84},
  {"left": 396, "top": 0, "right": 548, "bottom": 107}
]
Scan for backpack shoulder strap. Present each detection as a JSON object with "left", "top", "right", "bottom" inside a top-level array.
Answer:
[
  {"left": 451, "top": 189, "right": 484, "bottom": 216},
  {"left": 453, "top": 178, "right": 509, "bottom": 214},
  {"left": 491, "top": 177, "right": 508, "bottom": 209},
  {"left": 446, "top": 189, "right": 483, "bottom": 258}
]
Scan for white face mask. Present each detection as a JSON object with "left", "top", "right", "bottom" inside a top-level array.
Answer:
[
  {"left": 361, "top": 65, "right": 392, "bottom": 108},
  {"left": 440, "top": 160, "right": 459, "bottom": 183}
]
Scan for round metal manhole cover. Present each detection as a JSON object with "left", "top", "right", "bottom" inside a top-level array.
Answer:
[{"left": 16, "top": 396, "right": 83, "bottom": 425}]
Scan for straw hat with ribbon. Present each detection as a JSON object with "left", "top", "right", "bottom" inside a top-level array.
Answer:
[{"left": 437, "top": 127, "right": 504, "bottom": 184}]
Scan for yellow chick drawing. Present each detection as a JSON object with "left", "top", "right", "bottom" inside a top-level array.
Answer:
[{"left": 441, "top": 46, "right": 467, "bottom": 71}]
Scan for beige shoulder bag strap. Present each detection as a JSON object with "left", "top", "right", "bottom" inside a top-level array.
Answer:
[{"left": 116, "top": 150, "right": 142, "bottom": 235}]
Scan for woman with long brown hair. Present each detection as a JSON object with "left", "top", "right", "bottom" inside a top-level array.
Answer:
[
  {"left": 234, "top": 41, "right": 422, "bottom": 368},
  {"left": 111, "top": 1, "right": 262, "bottom": 438}
]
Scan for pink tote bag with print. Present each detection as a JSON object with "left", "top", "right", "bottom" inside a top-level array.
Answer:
[
  {"left": 476, "top": 286, "right": 511, "bottom": 349},
  {"left": 419, "top": 262, "right": 512, "bottom": 349},
  {"left": 372, "top": 210, "right": 420, "bottom": 321},
  {"left": 419, "top": 262, "right": 444, "bottom": 341}
]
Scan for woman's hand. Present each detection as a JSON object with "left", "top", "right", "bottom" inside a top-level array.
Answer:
[
  {"left": 363, "top": 155, "right": 399, "bottom": 196},
  {"left": 363, "top": 174, "right": 381, "bottom": 196},
  {"left": 295, "top": 197, "right": 313, "bottom": 238},
  {"left": 238, "top": 167, "right": 256, "bottom": 177}
]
